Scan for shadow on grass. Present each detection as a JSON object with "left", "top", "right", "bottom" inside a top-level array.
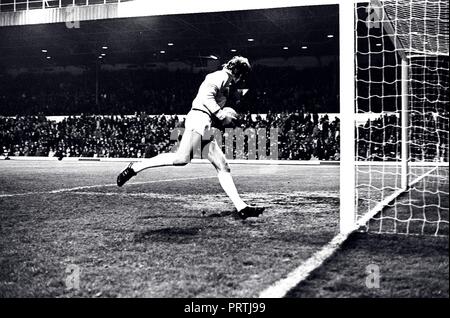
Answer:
[
  {"left": 136, "top": 210, "right": 235, "bottom": 220},
  {"left": 133, "top": 227, "right": 203, "bottom": 243}
]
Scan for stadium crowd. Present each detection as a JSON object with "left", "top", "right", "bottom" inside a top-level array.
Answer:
[
  {"left": 2, "top": 109, "right": 446, "bottom": 161},
  {"left": 0, "top": 111, "right": 448, "bottom": 161},
  {"left": 0, "top": 111, "right": 341, "bottom": 160},
  {"left": 0, "top": 66, "right": 447, "bottom": 162},
  {"left": 356, "top": 111, "right": 448, "bottom": 162},
  {"left": 1, "top": 111, "right": 448, "bottom": 162}
]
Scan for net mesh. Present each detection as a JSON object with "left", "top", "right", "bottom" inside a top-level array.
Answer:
[{"left": 355, "top": 0, "right": 449, "bottom": 236}]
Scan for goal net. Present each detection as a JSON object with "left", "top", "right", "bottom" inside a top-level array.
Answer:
[{"left": 354, "top": 0, "right": 449, "bottom": 236}]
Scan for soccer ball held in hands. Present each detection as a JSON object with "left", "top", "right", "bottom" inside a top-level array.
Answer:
[{"left": 221, "top": 107, "right": 238, "bottom": 126}]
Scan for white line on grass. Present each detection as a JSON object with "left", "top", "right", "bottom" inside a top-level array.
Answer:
[
  {"left": 69, "top": 191, "right": 208, "bottom": 200},
  {"left": 0, "top": 176, "right": 219, "bottom": 198},
  {"left": 0, "top": 172, "right": 340, "bottom": 199},
  {"left": 258, "top": 232, "right": 350, "bottom": 298},
  {"left": 68, "top": 190, "right": 340, "bottom": 201},
  {"left": 259, "top": 167, "right": 443, "bottom": 298}
]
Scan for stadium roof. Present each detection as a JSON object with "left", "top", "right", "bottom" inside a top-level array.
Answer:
[{"left": 0, "top": 5, "right": 339, "bottom": 69}]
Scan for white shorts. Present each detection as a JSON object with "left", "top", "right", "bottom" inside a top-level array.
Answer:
[{"left": 184, "top": 109, "right": 212, "bottom": 136}]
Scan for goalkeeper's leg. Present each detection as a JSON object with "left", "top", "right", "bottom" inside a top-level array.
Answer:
[
  {"left": 117, "top": 130, "right": 201, "bottom": 186},
  {"left": 134, "top": 130, "right": 201, "bottom": 171},
  {"left": 205, "top": 139, "right": 264, "bottom": 219}
]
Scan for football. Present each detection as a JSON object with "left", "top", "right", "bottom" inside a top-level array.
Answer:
[
  {"left": 222, "top": 107, "right": 237, "bottom": 117},
  {"left": 221, "top": 107, "right": 238, "bottom": 126},
  {"left": 222, "top": 107, "right": 238, "bottom": 118}
]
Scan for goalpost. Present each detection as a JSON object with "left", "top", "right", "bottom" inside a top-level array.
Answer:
[{"left": 341, "top": 0, "right": 449, "bottom": 236}]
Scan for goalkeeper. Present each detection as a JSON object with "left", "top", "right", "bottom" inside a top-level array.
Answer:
[{"left": 116, "top": 56, "right": 264, "bottom": 219}]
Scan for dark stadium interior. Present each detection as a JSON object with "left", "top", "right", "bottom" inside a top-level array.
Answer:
[
  {"left": 0, "top": 4, "right": 403, "bottom": 117},
  {"left": 0, "top": 5, "right": 339, "bottom": 67},
  {"left": 0, "top": 5, "right": 343, "bottom": 160},
  {"left": 0, "top": 6, "right": 340, "bottom": 115}
]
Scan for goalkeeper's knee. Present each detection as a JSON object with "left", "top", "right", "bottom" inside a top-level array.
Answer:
[{"left": 173, "top": 155, "right": 191, "bottom": 166}]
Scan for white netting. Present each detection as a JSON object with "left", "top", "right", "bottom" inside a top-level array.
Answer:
[
  {"left": 355, "top": 0, "right": 449, "bottom": 236},
  {"left": 382, "top": 0, "right": 449, "bottom": 56}
]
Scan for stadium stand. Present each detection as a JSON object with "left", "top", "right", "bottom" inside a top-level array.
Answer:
[{"left": 0, "top": 66, "right": 446, "bottom": 162}]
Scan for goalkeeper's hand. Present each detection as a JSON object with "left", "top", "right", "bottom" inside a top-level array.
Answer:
[{"left": 215, "top": 108, "right": 237, "bottom": 126}]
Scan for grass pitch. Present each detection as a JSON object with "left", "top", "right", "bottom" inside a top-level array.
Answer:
[
  {"left": 0, "top": 160, "right": 447, "bottom": 297},
  {"left": 0, "top": 161, "right": 339, "bottom": 297}
]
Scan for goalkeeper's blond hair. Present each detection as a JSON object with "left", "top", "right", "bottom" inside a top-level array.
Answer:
[{"left": 223, "top": 56, "right": 251, "bottom": 78}]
